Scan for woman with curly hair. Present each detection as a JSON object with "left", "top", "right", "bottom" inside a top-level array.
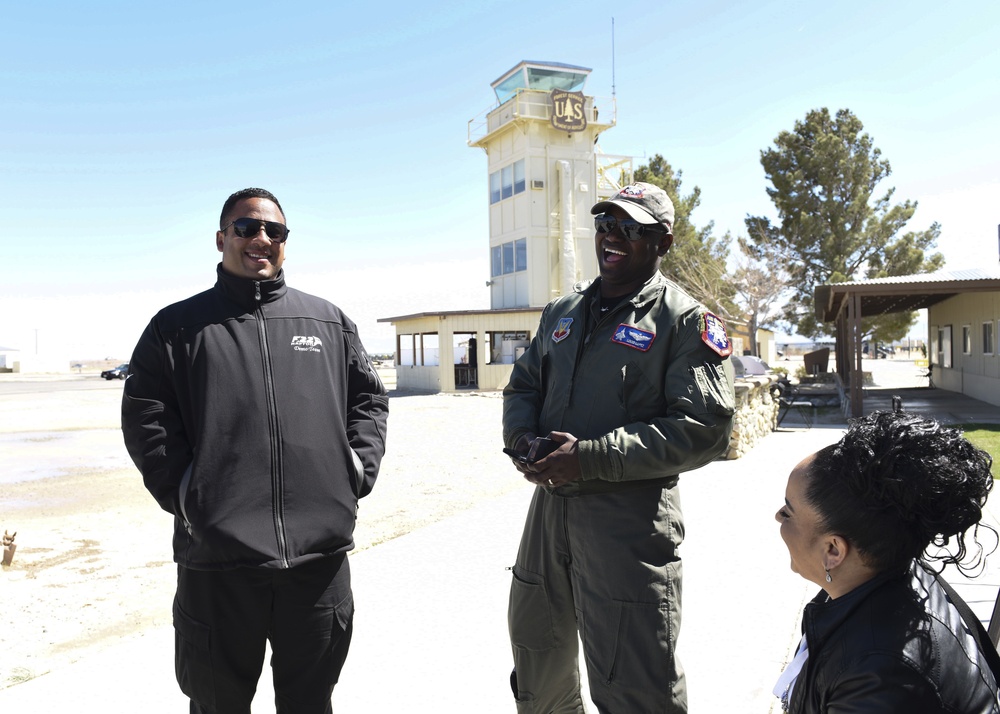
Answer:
[{"left": 774, "top": 410, "right": 1000, "bottom": 713}]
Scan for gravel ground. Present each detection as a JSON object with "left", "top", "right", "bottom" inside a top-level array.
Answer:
[
  {"left": 0, "top": 357, "right": 937, "bottom": 689},
  {"left": 0, "top": 374, "right": 516, "bottom": 689}
]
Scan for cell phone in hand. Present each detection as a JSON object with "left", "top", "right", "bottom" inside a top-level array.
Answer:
[
  {"left": 503, "top": 437, "right": 559, "bottom": 464},
  {"left": 503, "top": 447, "right": 532, "bottom": 464}
]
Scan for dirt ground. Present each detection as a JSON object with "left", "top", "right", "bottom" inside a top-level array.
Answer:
[
  {"left": 0, "top": 372, "right": 518, "bottom": 689},
  {"left": 0, "top": 356, "right": 938, "bottom": 690}
]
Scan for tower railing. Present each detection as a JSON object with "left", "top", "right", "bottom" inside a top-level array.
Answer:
[
  {"left": 468, "top": 89, "right": 616, "bottom": 146},
  {"left": 595, "top": 149, "right": 634, "bottom": 196}
]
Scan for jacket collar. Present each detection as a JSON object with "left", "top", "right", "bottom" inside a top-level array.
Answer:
[
  {"left": 214, "top": 263, "right": 288, "bottom": 311},
  {"left": 578, "top": 272, "right": 670, "bottom": 307},
  {"left": 801, "top": 565, "right": 909, "bottom": 651}
]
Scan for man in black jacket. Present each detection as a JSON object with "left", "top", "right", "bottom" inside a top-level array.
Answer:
[{"left": 122, "top": 187, "right": 389, "bottom": 714}]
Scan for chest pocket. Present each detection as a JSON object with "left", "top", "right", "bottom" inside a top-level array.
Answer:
[{"left": 621, "top": 360, "right": 666, "bottom": 422}]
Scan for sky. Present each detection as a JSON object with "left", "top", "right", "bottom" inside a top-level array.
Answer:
[{"left": 2, "top": 0, "right": 998, "bottom": 359}]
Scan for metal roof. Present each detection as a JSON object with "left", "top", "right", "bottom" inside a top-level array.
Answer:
[
  {"left": 378, "top": 307, "right": 540, "bottom": 323},
  {"left": 816, "top": 266, "right": 1000, "bottom": 321}
]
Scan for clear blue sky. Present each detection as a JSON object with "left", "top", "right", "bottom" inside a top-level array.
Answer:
[{"left": 3, "top": 0, "right": 997, "bottom": 358}]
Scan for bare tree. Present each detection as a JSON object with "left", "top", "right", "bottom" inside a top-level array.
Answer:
[{"left": 733, "top": 232, "right": 790, "bottom": 356}]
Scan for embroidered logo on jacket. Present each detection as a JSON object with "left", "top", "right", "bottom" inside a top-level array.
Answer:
[
  {"left": 552, "top": 317, "right": 574, "bottom": 343},
  {"left": 699, "top": 312, "right": 733, "bottom": 357},
  {"left": 291, "top": 335, "right": 323, "bottom": 353},
  {"left": 612, "top": 324, "right": 655, "bottom": 351}
]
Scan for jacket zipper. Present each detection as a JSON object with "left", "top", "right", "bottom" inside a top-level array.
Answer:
[{"left": 255, "top": 281, "right": 289, "bottom": 567}]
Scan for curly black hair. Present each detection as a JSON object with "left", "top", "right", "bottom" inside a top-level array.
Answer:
[
  {"left": 805, "top": 410, "right": 995, "bottom": 575},
  {"left": 219, "top": 188, "right": 285, "bottom": 229}
]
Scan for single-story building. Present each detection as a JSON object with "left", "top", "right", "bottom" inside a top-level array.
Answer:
[
  {"left": 378, "top": 308, "right": 541, "bottom": 392},
  {"left": 0, "top": 345, "right": 19, "bottom": 372},
  {"left": 815, "top": 266, "right": 1000, "bottom": 415}
]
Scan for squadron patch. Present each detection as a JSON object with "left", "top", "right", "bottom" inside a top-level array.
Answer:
[
  {"left": 612, "top": 323, "right": 655, "bottom": 352},
  {"left": 700, "top": 311, "right": 733, "bottom": 357},
  {"left": 552, "top": 317, "right": 574, "bottom": 343}
]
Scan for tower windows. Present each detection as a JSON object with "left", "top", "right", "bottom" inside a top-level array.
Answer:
[
  {"left": 491, "top": 238, "right": 527, "bottom": 277},
  {"left": 489, "top": 159, "right": 526, "bottom": 205}
]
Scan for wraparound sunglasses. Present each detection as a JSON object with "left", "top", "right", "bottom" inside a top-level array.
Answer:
[
  {"left": 222, "top": 217, "right": 290, "bottom": 243},
  {"left": 594, "top": 213, "right": 667, "bottom": 242}
]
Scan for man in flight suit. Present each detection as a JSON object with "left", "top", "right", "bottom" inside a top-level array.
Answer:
[{"left": 503, "top": 182, "right": 736, "bottom": 713}]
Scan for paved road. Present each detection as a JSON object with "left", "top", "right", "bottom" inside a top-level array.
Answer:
[{"left": 0, "top": 374, "right": 126, "bottom": 395}]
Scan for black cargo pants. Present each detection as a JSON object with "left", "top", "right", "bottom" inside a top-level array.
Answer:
[{"left": 173, "top": 554, "right": 354, "bottom": 714}]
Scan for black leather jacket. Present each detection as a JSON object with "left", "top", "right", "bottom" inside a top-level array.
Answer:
[
  {"left": 786, "top": 560, "right": 999, "bottom": 713},
  {"left": 122, "top": 266, "right": 388, "bottom": 570}
]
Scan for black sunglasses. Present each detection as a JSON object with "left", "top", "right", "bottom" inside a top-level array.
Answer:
[
  {"left": 223, "top": 217, "right": 290, "bottom": 243},
  {"left": 594, "top": 213, "right": 666, "bottom": 241}
]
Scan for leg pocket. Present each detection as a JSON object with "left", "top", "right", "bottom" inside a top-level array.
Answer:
[
  {"left": 327, "top": 589, "right": 355, "bottom": 686},
  {"left": 508, "top": 564, "right": 557, "bottom": 651},
  {"left": 603, "top": 600, "right": 675, "bottom": 690},
  {"left": 173, "top": 597, "right": 216, "bottom": 709}
]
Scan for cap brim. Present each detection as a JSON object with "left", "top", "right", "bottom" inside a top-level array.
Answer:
[{"left": 590, "top": 198, "right": 658, "bottom": 224}]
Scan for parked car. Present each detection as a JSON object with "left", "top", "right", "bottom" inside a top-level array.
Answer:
[
  {"left": 731, "top": 354, "right": 771, "bottom": 378},
  {"left": 101, "top": 363, "right": 129, "bottom": 380},
  {"left": 862, "top": 342, "right": 893, "bottom": 359}
]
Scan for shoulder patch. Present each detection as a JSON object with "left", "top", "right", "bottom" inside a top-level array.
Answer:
[
  {"left": 611, "top": 323, "right": 655, "bottom": 352},
  {"left": 699, "top": 312, "right": 733, "bottom": 357},
  {"left": 552, "top": 317, "right": 574, "bottom": 343}
]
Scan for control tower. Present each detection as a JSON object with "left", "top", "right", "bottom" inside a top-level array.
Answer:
[
  {"left": 468, "top": 60, "right": 630, "bottom": 308},
  {"left": 380, "top": 61, "right": 632, "bottom": 392}
]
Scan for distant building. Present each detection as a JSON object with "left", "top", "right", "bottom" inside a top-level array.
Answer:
[
  {"left": 0, "top": 345, "right": 18, "bottom": 372},
  {"left": 926, "top": 270, "right": 1000, "bottom": 407},
  {"left": 815, "top": 266, "right": 1000, "bottom": 413}
]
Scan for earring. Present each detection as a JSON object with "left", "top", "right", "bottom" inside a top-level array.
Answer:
[{"left": 825, "top": 569, "right": 832, "bottom": 583}]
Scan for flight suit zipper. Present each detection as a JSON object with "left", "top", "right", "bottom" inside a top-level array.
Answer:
[{"left": 565, "top": 294, "right": 632, "bottom": 414}]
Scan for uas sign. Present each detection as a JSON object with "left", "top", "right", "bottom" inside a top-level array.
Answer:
[{"left": 550, "top": 89, "right": 586, "bottom": 132}]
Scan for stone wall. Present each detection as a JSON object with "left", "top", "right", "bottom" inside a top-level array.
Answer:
[{"left": 727, "top": 375, "right": 780, "bottom": 459}]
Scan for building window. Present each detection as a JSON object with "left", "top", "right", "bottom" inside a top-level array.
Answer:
[
  {"left": 515, "top": 238, "right": 527, "bottom": 271},
  {"left": 489, "top": 159, "right": 526, "bottom": 205},
  {"left": 513, "top": 159, "right": 525, "bottom": 193},
  {"left": 938, "top": 326, "right": 953, "bottom": 368},
  {"left": 490, "top": 172, "right": 501, "bottom": 204},
  {"left": 486, "top": 331, "right": 530, "bottom": 364},
  {"left": 396, "top": 333, "right": 439, "bottom": 366},
  {"left": 984, "top": 322, "right": 995, "bottom": 356},
  {"left": 493, "top": 239, "right": 528, "bottom": 277},
  {"left": 491, "top": 246, "right": 502, "bottom": 277},
  {"left": 421, "top": 333, "right": 440, "bottom": 366},
  {"left": 962, "top": 325, "right": 972, "bottom": 355},
  {"left": 502, "top": 242, "right": 515, "bottom": 274}
]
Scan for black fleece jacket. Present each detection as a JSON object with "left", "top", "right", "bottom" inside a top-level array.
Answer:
[{"left": 122, "top": 265, "right": 388, "bottom": 570}]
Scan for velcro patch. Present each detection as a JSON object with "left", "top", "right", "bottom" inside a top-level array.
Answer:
[
  {"left": 700, "top": 312, "right": 733, "bottom": 357},
  {"left": 612, "top": 324, "right": 655, "bottom": 351},
  {"left": 552, "top": 317, "right": 573, "bottom": 343}
]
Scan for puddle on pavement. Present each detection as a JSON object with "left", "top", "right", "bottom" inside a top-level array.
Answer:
[{"left": 0, "top": 429, "right": 131, "bottom": 485}]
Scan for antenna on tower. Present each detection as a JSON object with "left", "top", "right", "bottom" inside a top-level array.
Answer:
[{"left": 611, "top": 17, "right": 617, "bottom": 98}]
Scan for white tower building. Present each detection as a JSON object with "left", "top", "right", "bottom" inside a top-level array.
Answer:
[
  {"left": 381, "top": 61, "right": 631, "bottom": 392},
  {"left": 469, "top": 60, "right": 628, "bottom": 308}
]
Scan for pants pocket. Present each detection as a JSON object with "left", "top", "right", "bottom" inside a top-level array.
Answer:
[
  {"left": 173, "top": 597, "right": 216, "bottom": 709},
  {"left": 604, "top": 600, "right": 674, "bottom": 688},
  {"left": 508, "top": 564, "right": 557, "bottom": 651},
  {"left": 327, "top": 589, "right": 355, "bottom": 686}
]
